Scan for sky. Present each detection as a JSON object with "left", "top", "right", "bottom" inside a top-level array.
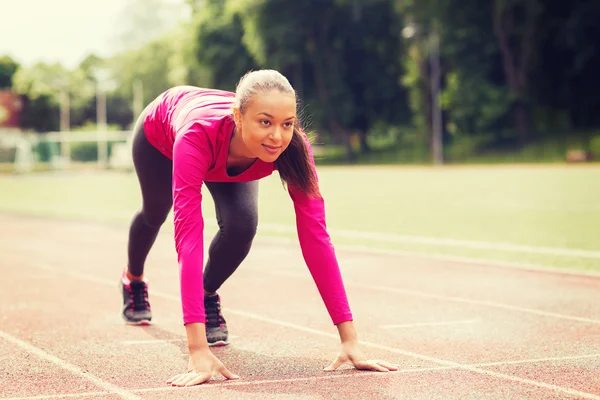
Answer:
[{"left": 0, "top": 0, "right": 189, "bottom": 69}]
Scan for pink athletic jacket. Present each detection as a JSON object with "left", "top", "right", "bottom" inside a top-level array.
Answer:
[{"left": 142, "top": 86, "right": 353, "bottom": 326}]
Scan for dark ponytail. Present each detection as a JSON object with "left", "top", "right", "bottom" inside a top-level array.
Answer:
[{"left": 275, "top": 122, "right": 321, "bottom": 200}]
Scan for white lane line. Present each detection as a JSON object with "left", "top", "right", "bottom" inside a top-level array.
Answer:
[
  {"left": 258, "top": 223, "right": 600, "bottom": 260},
  {"left": 221, "top": 310, "right": 600, "bottom": 400},
  {"left": 249, "top": 268, "right": 600, "bottom": 325},
  {"left": 381, "top": 319, "right": 480, "bottom": 329},
  {"left": 0, "top": 330, "right": 139, "bottom": 400},
  {"left": 475, "top": 353, "right": 600, "bottom": 367},
  {"left": 121, "top": 336, "right": 237, "bottom": 346},
  {"left": 121, "top": 339, "right": 182, "bottom": 345},
  {"left": 25, "top": 263, "right": 600, "bottom": 400},
  {"left": 8, "top": 354, "right": 600, "bottom": 400},
  {"left": 1, "top": 393, "right": 109, "bottom": 400},
  {"left": 257, "top": 236, "right": 600, "bottom": 278},
  {"left": 0, "top": 365, "right": 456, "bottom": 400},
  {"left": 355, "top": 282, "right": 600, "bottom": 325},
  {"left": 3, "top": 212, "right": 600, "bottom": 260},
  {"left": 135, "top": 365, "right": 454, "bottom": 393}
]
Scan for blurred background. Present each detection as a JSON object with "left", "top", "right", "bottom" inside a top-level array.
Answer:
[
  {"left": 0, "top": 0, "right": 599, "bottom": 272},
  {"left": 2, "top": 0, "right": 599, "bottom": 168}
]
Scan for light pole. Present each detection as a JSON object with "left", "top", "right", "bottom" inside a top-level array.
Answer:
[
  {"left": 429, "top": 27, "right": 443, "bottom": 165},
  {"left": 58, "top": 80, "right": 71, "bottom": 167},
  {"left": 402, "top": 23, "right": 444, "bottom": 165},
  {"left": 91, "top": 68, "right": 113, "bottom": 168},
  {"left": 96, "top": 80, "right": 108, "bottom": 168},
  {"left": 132, "top": 79, "right": 144, "bottom": 123}
]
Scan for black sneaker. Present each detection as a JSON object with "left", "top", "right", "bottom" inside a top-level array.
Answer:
[
  {"left": 121, "top": 273, "right": 152, "bottom": 325},
  {"left": 204, "top": 293, "right": 229, "bottom": 346}
]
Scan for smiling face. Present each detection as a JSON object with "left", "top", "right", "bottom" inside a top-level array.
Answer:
[{"left": 233, "top": 90, "right": 297, "bottom": 163}]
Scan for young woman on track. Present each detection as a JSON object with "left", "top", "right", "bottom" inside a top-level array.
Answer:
[{"left": 120, "top": 69, "right": 398, "bottom": 386}]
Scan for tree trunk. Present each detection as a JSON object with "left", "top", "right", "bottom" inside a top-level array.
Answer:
[
  {"left": 492, "top": 0, "right": 539, "bottom": 143},
  {"left": 359, "top": 131, "right": 370, "bottom": 153},
  {"left": 420, "top": 57, "right": 433, "bottom": 147},
  {"left": 330, "top": 119, "right": 355, "bottom": 161},
  {"left": 514, "top": 102, "right": 529, "bottom": 144},
  {"left": 307, "top": 27, "right": 356, "bottom": 162}
]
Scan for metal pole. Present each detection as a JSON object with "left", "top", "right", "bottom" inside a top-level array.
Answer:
[
  {"left": 133, "top": 79, "right": 143, "bottom": 122},
  {"left": 97, "top": 82, "right": 108, "bottom": 168},
  {"left": 59, "top": 88, "right": 71, "bottom": 166},
  {"left": 430, "top": 28, "right": 443, "bottom": 165}
]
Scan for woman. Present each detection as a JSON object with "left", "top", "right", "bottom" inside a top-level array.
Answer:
[{"left": 121, "top": 69, "right": 398, "bottom": 387}]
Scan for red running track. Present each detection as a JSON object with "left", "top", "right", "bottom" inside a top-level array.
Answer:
[{"left": 1, "top": 214, "right": 599, "bottom": 399}]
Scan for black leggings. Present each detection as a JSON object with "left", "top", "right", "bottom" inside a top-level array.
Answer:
[{"left": 127, "top": 111, "right": 259, "bottom": 293}]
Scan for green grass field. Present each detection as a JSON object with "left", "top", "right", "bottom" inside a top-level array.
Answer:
[{"left": 1, "top": 163, "right": 599, "bottom": 272}]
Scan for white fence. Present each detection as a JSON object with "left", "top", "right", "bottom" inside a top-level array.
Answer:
[{"left": 0, "top": 129, "right": 133, "bottom": 173}]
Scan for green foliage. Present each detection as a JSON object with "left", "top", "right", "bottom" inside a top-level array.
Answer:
[
  {"left": 590, "top": 136, "right": 600, "bottom": 158},
  {"left": 400, "top": 44, "right": 427, "bottom": 132},
  {"left": 35, "top": 140, "right": 60, "bottom": 163},
  {"left": 166, "top": 19, "right": 213, "bottom": 87},
  {"left": 11, "top": 62, "right": 69, "bottom": 100},
  {"left": 6, "top": 0, "right": 600, "bottom": 163},
  {"left": 194, "top": 0, "right": 259, "bottom": 91},
  {"left": 441, "top": 71, "right": 512, "bottom": 135},
  {"left": 109, "top": 37, "right": 174, "bottom": 104},
  {"left": 0, "top": 56, "right": 20, "bottom": 89},
  {"left": 530, "top": 1, "right": 600, "bottom": 129},
  {"left": 68, "top": 141, "right": 119, "bottom": 162},
  {"left": 18, "top": 95, "right": 60, "bottom": 132},
  {"left": 222, "top": 0, "right": 410, "bottom": 157}
]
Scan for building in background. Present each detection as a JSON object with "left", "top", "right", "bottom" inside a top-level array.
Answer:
[{"left": 0, "top": 90, "right": 24, "bottom": 130}]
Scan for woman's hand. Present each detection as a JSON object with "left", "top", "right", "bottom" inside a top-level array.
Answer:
[
  {"left": 166, "top": 322, "right": 239, "bottom": 387},
  {"left": 324, "top": 320, "right": 398, "bottom": 373},
  {"left": 167, "top": 347, "right": 239, "bottom": 387},
  {"left": 324, "top": 340, "right": 399, "bottom": 372}
]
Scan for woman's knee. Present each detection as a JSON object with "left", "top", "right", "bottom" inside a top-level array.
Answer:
[
  {"left": 140, "top": 206, "right": 170, "bottom": 228},
  {"left": 221, "top": 209, "right": 258, "bottom": 241}
]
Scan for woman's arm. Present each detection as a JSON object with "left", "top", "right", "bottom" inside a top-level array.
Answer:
[
  {"left": 286, "top": 132, "right": 353, "bottom": 325},
  {"left": 172, "top": 129, "right": 210, "bottom": 326},
  {"left": 288, "top": 135, "right": 398, "bottom": 373},
  {"left": 288, "top": 183, "right": 353, "bottom": 325},
  {"left": 167, "top": 128, "right": 239, "bottom": 386}
]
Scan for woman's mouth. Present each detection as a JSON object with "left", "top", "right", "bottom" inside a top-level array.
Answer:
[{"left": 262, "top": 144, "right": 281, "bottom": 154}]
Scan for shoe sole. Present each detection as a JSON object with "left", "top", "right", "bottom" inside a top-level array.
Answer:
[
  {"left": 122, "top": 315, "right": 152, "bottom": 326},
  {"left": 208, "top": 340, "right": 229, "bottom": 347},
  {"left": 125, "top": 320, "right": 152, "bottom": 326}
]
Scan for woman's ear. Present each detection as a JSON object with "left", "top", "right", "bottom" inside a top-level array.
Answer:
[{"left": 233, "top": 107, "right": 242, "bottom": 128}]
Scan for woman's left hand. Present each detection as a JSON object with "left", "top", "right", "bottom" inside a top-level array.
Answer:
[{"left": 323, "top": 341, "right": 399, "bottom": 372}]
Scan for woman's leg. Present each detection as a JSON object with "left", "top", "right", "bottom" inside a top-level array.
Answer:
[
  {"left": 202, "top": 180, "right": 259, "bottom": 345},
  {"left": 121, "top": 113, "right": 173, "bottom": 324},
  {"left": 203, "top": 181, "right": 259, "bottom": 291}
]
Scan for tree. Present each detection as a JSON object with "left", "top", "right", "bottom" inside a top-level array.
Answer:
[
  {"left": 0, "top": 56, "right": 20, "bottom": 89},
  {"left": 11, "top": 62, "right": 68, "bottom": 132},
  {"left": 492, "top": 0, "right": 543, "bottom": 143},
  {"left": 435, "top": 0, "right": 512, "bottom": 137},
  {"left": 530, "top": 1, "right": 600, "bottom": 132},
  {"left": 228, "top": 0, "right": 409, "bottom": 160},
  {"left": 193, "top": 0, "right": 259, "bottom": 91}
]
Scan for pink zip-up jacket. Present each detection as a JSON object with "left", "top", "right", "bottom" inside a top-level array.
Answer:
[{"left": 142, "top": 85, "right": 353, "bottom": 326}]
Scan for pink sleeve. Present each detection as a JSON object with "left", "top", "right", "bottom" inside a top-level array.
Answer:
[
  {"left": 171, "top": 127, "right": 213, "bottom": 325},
  {"left": 287, "top": 136, "right": 353, "bottom": 326}
]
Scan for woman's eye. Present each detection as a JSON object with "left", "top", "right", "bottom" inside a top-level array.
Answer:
[
  {"left": 261, "top": 120, "right": 271, "bottom": 126},
  {"left": 283, "top": 122, "right": 293, "bottom": 128}
]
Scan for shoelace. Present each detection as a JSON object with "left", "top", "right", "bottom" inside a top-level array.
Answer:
[
  {"left": 205, "top": 297, "right": 224, "bottom": 327},
  {"left": 130, "top": 282, "right": 149, "bottom": 311}
]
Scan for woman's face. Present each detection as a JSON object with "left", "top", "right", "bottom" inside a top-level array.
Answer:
[{"left": 235, "top": 90, "right": 297, "bottom": 163}]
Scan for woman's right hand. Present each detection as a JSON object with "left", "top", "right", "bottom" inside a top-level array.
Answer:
[{"left": 166, "top": 347, "right": 240, "bottom": 387}]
